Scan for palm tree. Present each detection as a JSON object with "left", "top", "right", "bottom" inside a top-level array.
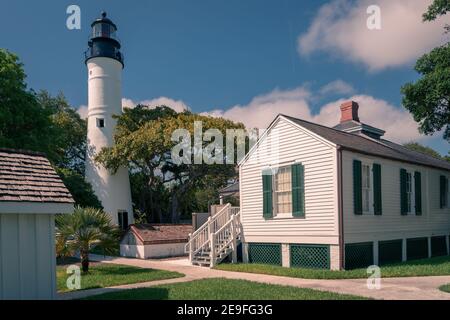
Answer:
[{"left": 56, "top": 207, "right": 121, "bottom": 273}]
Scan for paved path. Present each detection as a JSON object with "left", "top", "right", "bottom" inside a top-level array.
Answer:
[{"left": 58, "top": 255, "right": 450, "bottom": 300}]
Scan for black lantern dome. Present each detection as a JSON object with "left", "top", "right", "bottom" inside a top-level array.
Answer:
[{"left": 85, "top": 12, "right": 124, "bottom": 67}]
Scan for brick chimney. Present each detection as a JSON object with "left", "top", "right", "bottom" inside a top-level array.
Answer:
[{"left": 340, "top": 101, "right": 360, "bottom": 123}]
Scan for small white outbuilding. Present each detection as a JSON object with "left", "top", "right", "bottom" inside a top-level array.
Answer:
[
  {"left": 0, "top": 149, "right": 74, "bottom": 300},
  {"left": 120, "top": 224, "right": 192, "bottom": 259}
]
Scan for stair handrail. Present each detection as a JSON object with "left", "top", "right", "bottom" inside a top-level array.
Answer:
[
  {"left": 185, "top": 203, "right": 232, "bottom": 258},
  {"left": 210, "top": 211, "right": 241, "bottom": 267}
]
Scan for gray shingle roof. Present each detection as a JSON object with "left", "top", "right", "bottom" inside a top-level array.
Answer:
[
  {"left": 282, "top": 115, "right": 450, "bottom": 171},
  {"left": 127, "top": 224, "right": 192, "bottom": 245},
  {"left": 219, "top": 182, "right": 239, "bottom": 195},
  {"left": 0, "top": 149, "right": 74, "bottom": 203}
]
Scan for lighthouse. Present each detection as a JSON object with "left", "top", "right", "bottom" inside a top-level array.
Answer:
[{"left": 84, "top": 12, "right": 133, "bottom": 228}]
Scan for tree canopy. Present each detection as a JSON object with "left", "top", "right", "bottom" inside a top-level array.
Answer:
[
  {"left": 0, "top": 49, "right": 55, "bottom": 155},
  {"left": 37, "top": 91, "right": 87, "bottom": 173},
  {"left": 56, "top": 168, "right": 103, "bottom": 209},
  {"left": 401, "top": 1, "right": 450, "bottom": 141},
  {"left": 0, "top": 49, "right": 99, "bottom": 208},
  {"left": 403, "top": 142, "right": 444, "bottom": 159},
  {"left": 423, "top": 0, "right": 450, "bottom": 32},
  {"left": 96, "top": 106, "right": 245, "bottom": 222}
]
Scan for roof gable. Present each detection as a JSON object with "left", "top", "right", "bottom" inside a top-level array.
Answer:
[{"left": 238, "top": 115, "right": 337, "bottom": 167}]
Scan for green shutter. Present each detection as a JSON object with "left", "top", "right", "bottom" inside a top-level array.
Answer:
[
  {"left": 373, "top": 163, "right": 382, "bottom": 215},
  {"left": 440, "top": 175, "right": 447, "bottom": 209},
  {"left": 414, "top": 172, "right": 422, "bottom": 215},
  {"left": 353, "top": 160, "right": 362, "bottom": 215},
  {"left": 400, "top": 169, "right": 408, "bottom": 215},
  {"left": 291, "top": 163, "right": 305, "bottom": 217},
  {"left": 262, "top": 169, "right": 273, "bottom": 218}
]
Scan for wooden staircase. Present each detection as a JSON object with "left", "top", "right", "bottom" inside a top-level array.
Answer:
[{"left": 185, "top": 204, "right": 241, "bottom": 267}]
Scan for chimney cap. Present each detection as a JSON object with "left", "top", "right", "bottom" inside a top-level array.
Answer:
[{"left": 340, "top": 100, "right": 359, "bottom": 123}]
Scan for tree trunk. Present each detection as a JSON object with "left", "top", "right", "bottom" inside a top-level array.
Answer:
[
  {"left": 80, "top": 249, "right": 90, "bottom": 273},
  {"left": 156, "top": 206, "right": 163, "bottom": 223},
  {"left": 171, "top": 184, "right": 188, "bottom": 223}
]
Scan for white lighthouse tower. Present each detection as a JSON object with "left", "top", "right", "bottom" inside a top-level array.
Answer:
[{"left": 84, "top": 12, "right": 133, "bottom": 228}]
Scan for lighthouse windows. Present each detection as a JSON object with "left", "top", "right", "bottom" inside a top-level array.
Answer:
[{"left": 96, "top": 118, "right": 105, "bottom": 128}]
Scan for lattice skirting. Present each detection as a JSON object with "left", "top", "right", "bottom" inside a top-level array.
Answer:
[
  {"left": 345, "top": 242, "right": 373, "bottom": 270},
  {"left": 248, "top": 243, "right": 282, "bottom": 265},
  {"left": 378, "top": 239, "right": 403, "bottom": 265},
  {"left": 431, "top": 236, "right": 448, "bottom": 257},
  {"left": 290, "top": 244, "right": 330, "bottom": 269},
  {"left": 406, "top": 237, "right": 428, "bottom": 260}
]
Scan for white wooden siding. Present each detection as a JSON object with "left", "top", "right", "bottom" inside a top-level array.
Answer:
[
  {"left": 342, "top": 150, "right": 450, "bottom": 243},
  {"left": 0, "top": 214, "right": 56, "bottom": 300},
  {"left": 240, "top": 117, "right": 339, "bottom": 245}
]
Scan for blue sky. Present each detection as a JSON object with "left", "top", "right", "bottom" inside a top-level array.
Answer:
[{"left": 0, "top": 0, "right": 448, "bottom": 154}]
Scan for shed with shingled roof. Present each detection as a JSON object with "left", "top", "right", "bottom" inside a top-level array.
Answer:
[
  {"left": 0, "top": 149, "right": 74, "bottom": 300},
  {"left": 120, "top": 224, "right": 192, "bottom": 259}
]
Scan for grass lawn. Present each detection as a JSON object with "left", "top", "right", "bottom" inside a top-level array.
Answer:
[
  {"left": 84, "top": 278, "right": 366, "bottom": 300},
  {"left": 215, "top": 255, "right": 450, "bottom": 279},
  {"left": 439, "top": 284, "right": 450, "bottom": 293},
  {"left": 57, "top": 259, "right": 184, "bottom": 293}
]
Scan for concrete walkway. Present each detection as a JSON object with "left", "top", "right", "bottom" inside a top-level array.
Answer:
[{"left": 58, "top": 255, "right": 450, "bottom": 300}]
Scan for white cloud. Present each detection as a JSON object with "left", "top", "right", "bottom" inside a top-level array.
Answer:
[
  {"left": 206, "top": 86, "right": 431, "bottom": 144},
  {"left": 76, "top": 86, "right": 433, "bottom": 144},
  {"left": 311, "top": 95, "right": 425, "bottom": 142},
  {"left": 204, "top": 87, "right": 312, "bottom": 129},
  {"left": 76, "top": 96, "right": 190, "bottom": 119},
  {"left": 319, "top": 80, "right": 355, "bottom": 96},
  {"left": 298, "top": 0, "right": 450, "bottom": 71},
  {"left": 76, "top": 105, "right": 89, "bottom": 119}
]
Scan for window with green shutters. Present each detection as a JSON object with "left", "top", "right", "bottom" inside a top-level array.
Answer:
[
  {"left": 353, "top": 160, "right": 362, "bottom": 215},
  {"left": 414, "top": 171, "right": 422, "bottom": 215},
  {"left": 291, "top": 163, "right": 305, "bottom": 217},
  {"left": 273, "top": 166, "right": 292, "bottom": 214},
  {"left": 372, "top": 163, "right": 382, "bottom": 215},
  {"left": 262, "top": 169, "right": 273, "bottom": 218},
  {"left": 440, "top": 175, "right": 448, "bottom": 209}
]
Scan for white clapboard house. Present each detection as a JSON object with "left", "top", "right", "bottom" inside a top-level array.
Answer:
[{"left": 185, "top": 101, "right": 450, "bottom": 270}]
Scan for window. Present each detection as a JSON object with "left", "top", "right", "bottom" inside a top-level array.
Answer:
[
  {"left": 118, "top": 211, "right": 129, "bottom": 230},
  {"left": 273, "top": 166, "right": 292, "bottom": 215},
  {"left": 362, "top": 164, "right": 371, "bottom": 213},
  {"left": 96, "top": 118, "right": 105, "bottom": 128},
  {"left": 405, "top": 172, "right": 412, "bottom": 214}
]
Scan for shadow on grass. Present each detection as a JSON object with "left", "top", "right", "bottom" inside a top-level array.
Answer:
[
  {"left": 439, "top": 284, "right": 450, "bottom": 293},
  {"left": 84, "top": 288, "right": 170, "bottom": 300},
  {"left": 91, "top": 266, "right": 162, "bottom": 276}
]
